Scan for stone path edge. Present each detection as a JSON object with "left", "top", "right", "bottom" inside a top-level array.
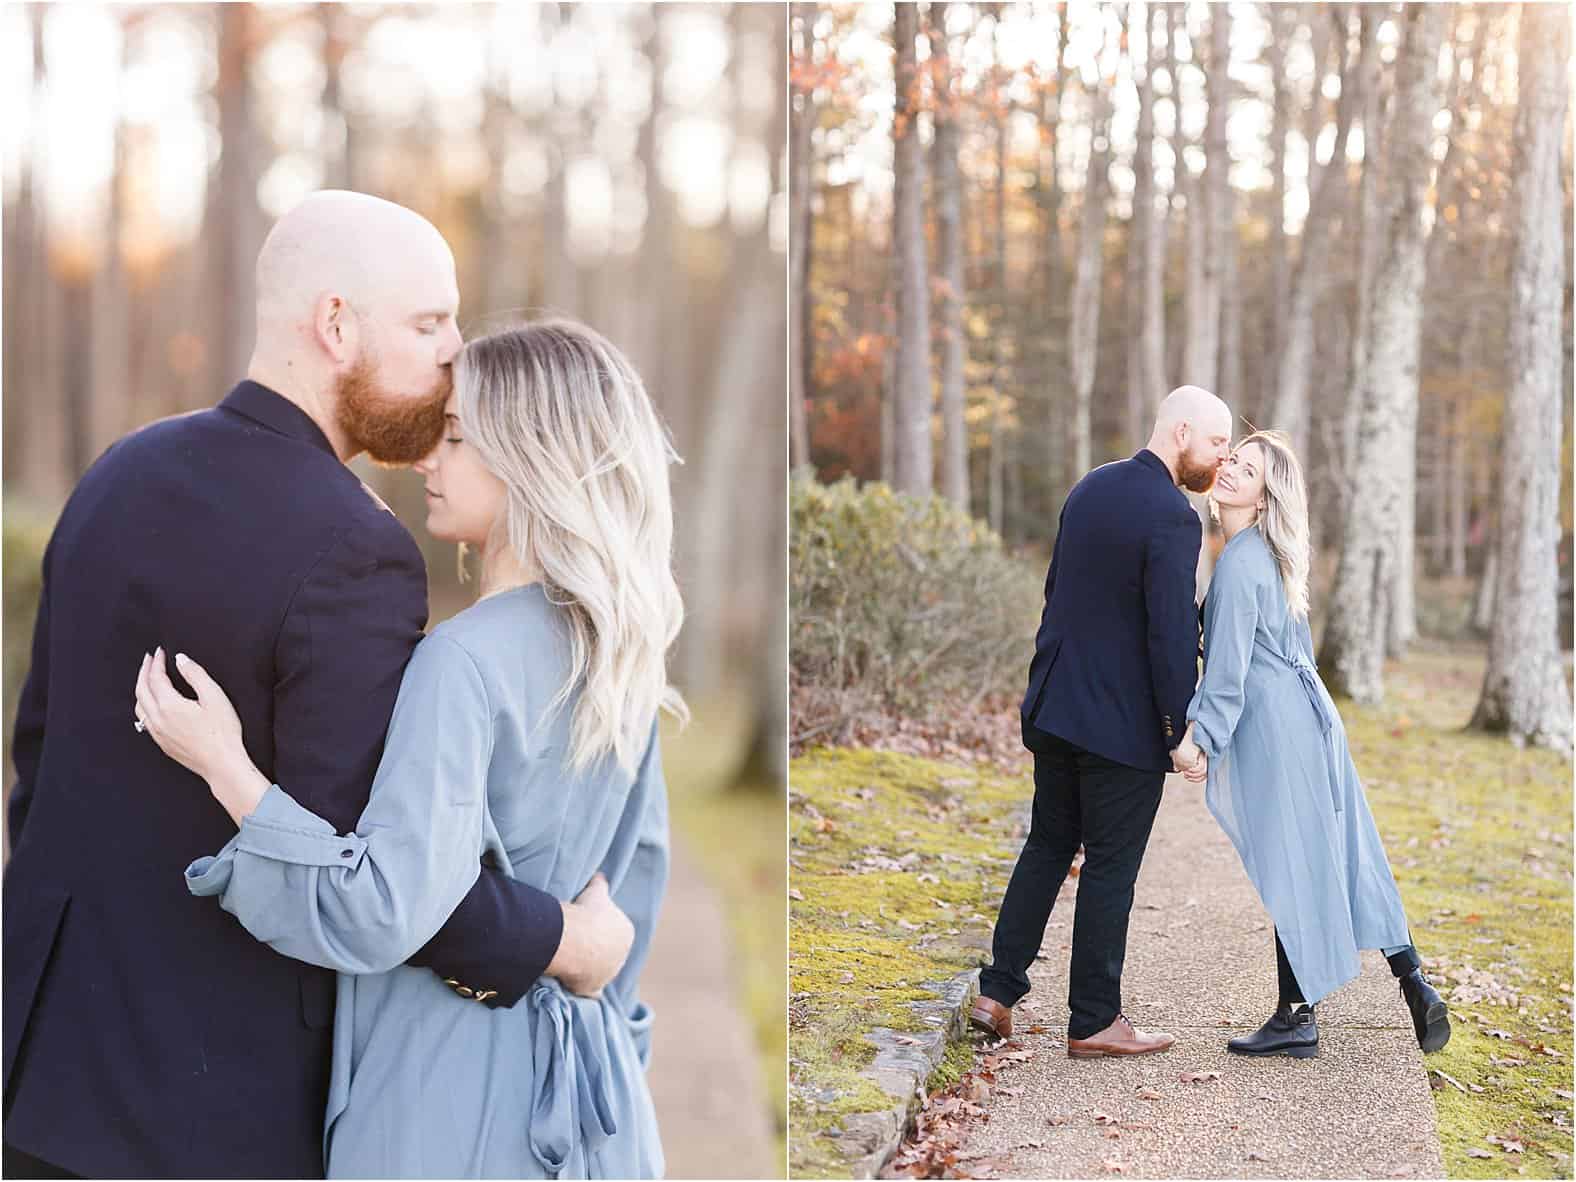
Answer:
[{"left": 826, "top": 966, "right": 981, "bottom": 1178}]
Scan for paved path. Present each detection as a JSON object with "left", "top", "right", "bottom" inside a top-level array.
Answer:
[
  {"left": 644, "top": 831, "right": 778, "bottom": 1179},
  {"left": 940, "top": 774, "right": 1444, "bottom": 1179}
]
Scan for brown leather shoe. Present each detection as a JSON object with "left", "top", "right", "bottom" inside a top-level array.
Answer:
[
  {"left": 968, "top": 995, "right": 1013, "bottom": 1038},
  {"left": 1066, "top": 1014, "right": 1175, "bottom": 1058}
]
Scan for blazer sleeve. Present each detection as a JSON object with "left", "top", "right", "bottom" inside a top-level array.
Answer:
[
  {"left": 599, "top": 723, "right": 670, "bottom": 1067},
  {"left": 186, "top": 634, "right": 495, "bottom": 974},
  {"left": 259, "top": 528, "right": 560, "bottom": 1001},
  {"left": 1185, "top": 555, "right": 1259, "bottom": 760},
  {"left": 7, "top": 537, "right": 53, "bottom": 852},
  {"left": 1143, "top": 504, "right": 1204, "bottom": 753}
]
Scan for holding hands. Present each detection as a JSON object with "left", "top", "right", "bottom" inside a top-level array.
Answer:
[{"left": 1172, "top": 723, "right": 1208, "bottom": 783}]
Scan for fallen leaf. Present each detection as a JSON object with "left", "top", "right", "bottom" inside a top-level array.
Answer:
[
  {"left": 1180, "top": 1071, "right": 1222, "bottom": 1084},
  {"left": 1136, "top": 1088, "right": 1163, "bottom": 1101},
  {"left": 964, "top": 1077, "right": 990, "bottom": 1103},
  {"left": 1100, "top": 1159, "right": 1128, "bottom": 1174},
  {"left": 1247, "top": 1152, "right": 1268, "bottom": 1163},
  {"left": 1468, "top": 1149, "right": 1494, "bottom": 1159},
  {"left": 788, "top": 888, "right": 804, "bottom": 901},
  {"left": 1432, "top": 1069, "right": 1470, "bottom": 1094},
  {"left": 1104, "top": 1130, "right": 1122, "bottom": 1140},
  {"left": 1048, "top": 1113, "right": 1073, "bottom": 1127},
  {"left": 1093, "top": 1109, "right": 1119, "bottom": 1125},
  {"left": 894, "top": 1035, "right": 923, "bottom": 1046}
]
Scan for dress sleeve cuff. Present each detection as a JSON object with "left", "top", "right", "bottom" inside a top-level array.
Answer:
[
  {"left": 185, "top": 784, "right": 368, "bottom": 896},
  {"left": 1191, "top": 718, "right": 1222, "bottom": 761}
]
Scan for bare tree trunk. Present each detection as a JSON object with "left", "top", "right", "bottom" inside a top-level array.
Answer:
[
  {"left": 1042, "top": 2, "right": 1070, "bottom": 519},
  {"left": 1270, "top": 9, "right": 1372, "bottom": 459},
  {"left": 1469, "top": 2, "right": 1573, "bottom": 752},
  {"left": 1069, "top": 82, "right": 1111, "bottom": 478},
  {"left": 319, "top": 4, "right": 355, "bottom": 190},
  {"left": 892, "top": 2, "right": 933, "bottom": 496},
  {"left": 1164, "top": 2, "right": 1186, "bottom": 389},
  {"left": 1339, "top": 12, "right": 1384, "bottom": 527},
  {"left": 931, "top": 0, "right": 968, "bottom": 511},
  {"left": 1179, "top": 1, "right": 1211, "bottom": 388},
  {"left": 91, "top": 39, "right": 130, "bottom": 460},
  {"left": 1318, "top": 4, "right": 1448, "bottom": 704},
  {"left": 789, "top": 2, "right": 816, "bottom": 474},
  {"left": 209, "top": 2, "right": 262, "bottom": 389},
  {"left": 1192, "top": 3, "right": 1231, "bottom": 395},
  {"left": 988, "top": 17, "right": 1009, "bottom": 532},
  {"left": 1265, "top": 3, "right": 1293, "bottom": 372},
  {"left": 1127, "top": 1, "right": 1165, "bottom": 439}
]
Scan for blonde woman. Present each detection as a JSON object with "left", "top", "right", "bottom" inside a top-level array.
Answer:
[
  {"left": 133, "top": 320, "right": 684, "bottom": 1178},
  {"left": 1172, "top": 431, "right": 1449, "bottom": 1060}
]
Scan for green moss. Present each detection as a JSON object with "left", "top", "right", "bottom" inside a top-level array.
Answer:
[
  {"left": 927, "top": 1036, "right": 977, "bottom": 1094},
  {"left": 789, "top": 747, "right": 1028, "bottom": 1178},
  {"left": 1342, "top": 644, "right": 1573, "bottom": 1179}
]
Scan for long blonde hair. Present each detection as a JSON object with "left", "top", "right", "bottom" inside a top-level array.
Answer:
[
  {"left": 454, "top": 319, "right": 688, "bottom": 775},
  {"left": 1232, "top": 429, "right": 1312, "bottom": 619}
]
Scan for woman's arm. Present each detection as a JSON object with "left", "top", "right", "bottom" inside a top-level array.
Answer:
[
  {"left": 1184, "top": 554, "right": 1260, "bottom": 761},
  {"left": 138, "top": 636, "right": 494, "bottom": 976}
]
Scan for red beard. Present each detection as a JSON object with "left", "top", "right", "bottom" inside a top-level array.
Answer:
[{"left": 334, "top": 356, "right": 451, "bottom": 466}]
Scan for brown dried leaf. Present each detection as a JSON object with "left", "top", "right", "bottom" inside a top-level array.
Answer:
[
  {"left": 1048, "top": 1113, "right": 1073, "bottom": 1127},
  {"left": 1136, "top": 1088, "right": 1164, "bottom": 1101},
  {"left": 788, "top": 887, "right": 805, "bottom": 901},
  {"left": 1100, "top": 1159, "right": 1128, "bottom": 1174},
  {"left": 1093, "top": 1109, "right": 1119, "bottom": 1125},
  {"left": 1179, "top": 1071, "right": 1222, "bottom": 1084},
  {"left": 1467, "top": 1149, "right": 1494, "bottom": 1159}
]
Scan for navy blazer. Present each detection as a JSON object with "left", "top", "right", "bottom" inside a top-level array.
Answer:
[
  {"left": 3, "top": 382, "right": 564, "bottom": 1179},
  {"left": 1020, "top": 449, "right": 1203, "bottom": 773}
]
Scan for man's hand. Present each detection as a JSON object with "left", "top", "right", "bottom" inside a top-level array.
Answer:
[{"left": 546, "top": 873, "right": 634, "bottom": 997}]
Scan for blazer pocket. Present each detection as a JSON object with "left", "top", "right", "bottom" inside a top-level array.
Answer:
[
  {"left": 298, "top": 970, "right": 336, "bottom": 1031},
  {"left": 2, "top": 884, "right": 72, "bottom": 1093}
]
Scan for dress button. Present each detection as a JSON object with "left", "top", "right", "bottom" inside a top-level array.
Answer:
[{"left": 340, "top": 849, "right": 354, "bottom": 858}]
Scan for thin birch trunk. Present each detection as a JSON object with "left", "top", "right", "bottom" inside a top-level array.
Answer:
[{"left": 892, "top": 2, "right": 933, "bottom": 495}]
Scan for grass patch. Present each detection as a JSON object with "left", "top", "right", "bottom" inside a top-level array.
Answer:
[
  {"left": 662, "top": 696, "right": 787, "bottom": 1177},
  {"left": 1343, "top": 642, "right": 1573, "bottom": 1179},
  {"left": 788, "top": 746, "right": 1029, "bottom": 1178}
]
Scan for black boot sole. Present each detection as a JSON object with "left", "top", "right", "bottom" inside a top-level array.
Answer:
[
  {"left": 1226, "top": 1041, "right": 1319, "bottom": 1059},
  {"left": 1419, "top": 1001, "right": 1451, "bottom": 1054}
]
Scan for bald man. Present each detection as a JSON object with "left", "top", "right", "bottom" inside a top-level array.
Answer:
[
  {"left": 2, "top": 192, "right": 632, "bottom": 1179},
  {"left": 969, "top": 386, "right": 1233, "bottom": 1058}
]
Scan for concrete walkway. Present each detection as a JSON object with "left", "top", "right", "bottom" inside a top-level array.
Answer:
[
  {"left": 938, "top": 774, "right": 1444, "bottom": 1179},
  {"left": 644, "top": 831, "right": 778, "bottom": 1179}
]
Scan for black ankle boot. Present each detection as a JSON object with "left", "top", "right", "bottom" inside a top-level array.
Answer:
[
  {"left": 1399, "top": 968, "right": 1451, "bottom": 1053},
  {"left": 1226, "top": 1003, "right": 1318, "bottom": 1058}
]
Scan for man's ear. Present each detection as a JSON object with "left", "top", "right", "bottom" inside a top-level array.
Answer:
[
  {"left": 1173, "top": 419, "right": 1191, "bottom": 452},
  {"left": 314, "top": 294, "right": 357, "bottom": 365}
]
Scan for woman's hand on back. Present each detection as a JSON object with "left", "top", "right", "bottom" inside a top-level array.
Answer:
[{"left": 134, "top": 648, "right": 270, "bottom": 825}]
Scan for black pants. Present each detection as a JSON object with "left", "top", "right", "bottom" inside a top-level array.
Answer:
[
  {"left": 1274, "top": 929, "right": 1423, "bottom": 1004},
  {"left": 2, "top": 1144, "right": 79, "bottom": 1180},
  {"left": 979, "top": 724, "right": 1165, "bottom": 1039}
]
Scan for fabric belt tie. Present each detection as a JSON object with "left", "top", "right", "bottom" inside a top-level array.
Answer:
[
  {"left": 526, "top": 981, "right": 618, "bottom": 1176},
  {"left": 1291, "top": 657, "right": 1342, "bottom": 814}
]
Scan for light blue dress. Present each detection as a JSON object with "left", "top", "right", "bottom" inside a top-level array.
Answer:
[
  {"left": 1186, "top": 526, "right": 1410, "bottom": 1004},
  {"left": 185, "top": 585, "right": 668, "bottom": 1179}
]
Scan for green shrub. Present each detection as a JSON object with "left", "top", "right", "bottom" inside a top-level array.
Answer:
[{"left": 790, "top": 476, "right": 1043, "bottom": 739}]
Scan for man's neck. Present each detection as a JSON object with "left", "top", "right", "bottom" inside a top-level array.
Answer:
[
  {"left": 246, "top": 360, "right": 357, "bottom": 463},
  {"left": 1144, "top": 441, "right": 1182, "bottom": 486}
]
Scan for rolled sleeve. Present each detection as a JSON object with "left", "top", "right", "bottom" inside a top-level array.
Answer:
[{"left": 186, "top": 785, "right": 368, "bottom": 895}]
